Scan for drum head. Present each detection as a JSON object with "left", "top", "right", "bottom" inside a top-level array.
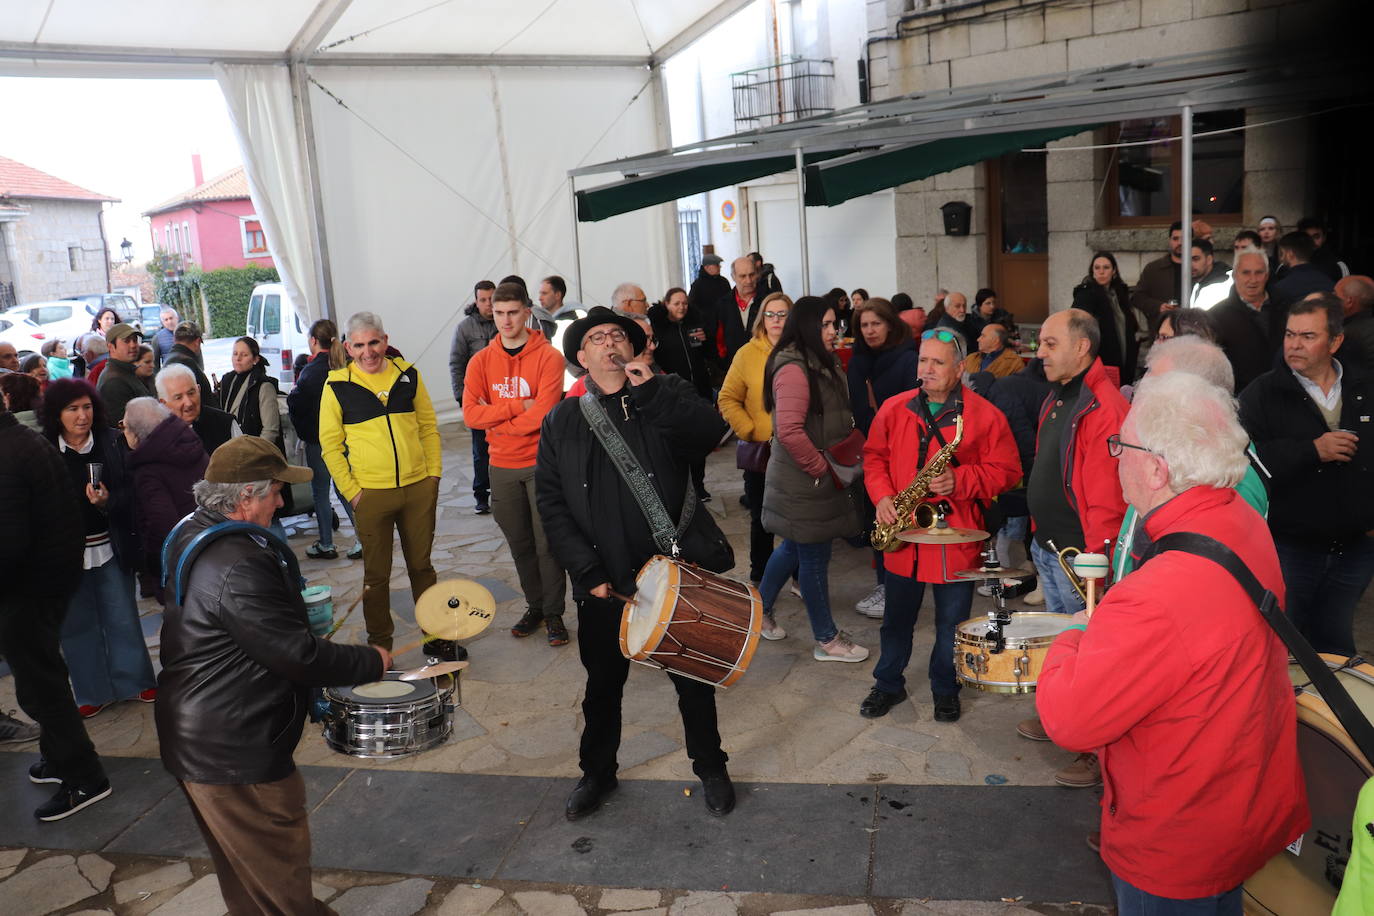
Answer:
[
  {"left": 624, "top": 556, "right": 676, "bottom": 656},
  {"left": 331, "top": 672, "right": 438, "bottom": 705},
  {"left": 958, "top": 612, "right": 1075, "bottom": 640}
]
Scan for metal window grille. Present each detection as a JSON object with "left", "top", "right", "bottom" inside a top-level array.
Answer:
[
  {"left": 732, "top": 59, "right": 835, "bottom": 130},
  {"left": 677, "top": 210, "right": 702, "bottom": 287},
  {"left": 0, "top": 281, "right": 15, "bottom": 309}
]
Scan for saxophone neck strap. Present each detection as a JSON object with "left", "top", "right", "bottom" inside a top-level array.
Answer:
[{"left": 920, "top": 388, "right": 963, "bottom": 465}]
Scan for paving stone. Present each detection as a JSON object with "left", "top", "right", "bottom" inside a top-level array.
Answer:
[
  {"left": 68, "top": 910, "right": 115, "bottom": 915},
  {"left": 773, "top": 907, "right": 873, "bottom": 916},
  {"left": 615, "top": 730, "right": 680, "bottom": 773},
  {"left": 78, "top": 853, "right": 115, "bottom": 892},
  {"left": 437, "top": 884, "right": 506, "bottom": 916},
  {"left": 0, "top": 848, "right": 25, "bottom": 871},
  {"left": 903, "top": 903, "right": 1042, "bottom": 916},
  {"left": 610, "top": 909, "right": 665, "bottom": 916},
  {"left": 599, "top": 889, "right": 660, "bottom": 910},
  {"left": 924, "top": 750, "right": 971, "bottom": 782},
  {"left": 667, "top": 891, "right": 741, "bottom": 916},
  {"left": 115, "top": 862, "right": 194, "bottom": 904},
  {"left": 868, "top": 725, "right": 938, "bottom": 754},
  {"left": 332, "top": 878, "right": 435, "bottom": 916},
  {"left": 147, "top": 874, "right": 227, "bottom": 916},
  {"left": 512, "top": 890, "right": 586, "bottom": 916},
  {"left": 0, "top": 854, "right": 99, "bottom": 916},
  {"left": 314, "top": 880, "right": 337, "bottom": 902}
]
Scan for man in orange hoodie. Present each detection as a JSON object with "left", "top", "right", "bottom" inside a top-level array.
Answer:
[{"left": 463, "top": 283, "right": 570, "bottom": 645}]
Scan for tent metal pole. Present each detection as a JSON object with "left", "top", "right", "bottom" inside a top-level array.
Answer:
[
  {"left": 570, "top": 177, "right": 584, "bottom": 304},
  {"left": 795, "top": 147, "right": 810, "bottom": 296},
  {"left": 1180, "top": 103, "right": 1193, "bottom": 309}
]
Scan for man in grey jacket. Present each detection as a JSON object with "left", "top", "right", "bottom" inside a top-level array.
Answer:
[{"left": 449, "top": 280, "right": 496, "bottom": 513}]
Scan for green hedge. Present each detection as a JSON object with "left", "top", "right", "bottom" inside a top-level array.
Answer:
[{"left": 200, "top": 266, "right": 280, "bottom": 339}]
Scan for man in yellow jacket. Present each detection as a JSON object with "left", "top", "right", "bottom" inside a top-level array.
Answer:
[{"left": 320, "top": 312, "right": 443, "bottom": 651}]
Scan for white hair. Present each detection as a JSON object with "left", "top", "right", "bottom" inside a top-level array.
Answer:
[
  {"left": 123, "top": 397, "right": 171, "bottom": 443},
  {"left": 192, "top": 478, "right": 275, "bottom": 514},
  {"left": 610, "top": 283, "right": 644, "bottom": 310},
  {"left": 1145, "top": 336, "right": 1234, "bottom": 392},
  {"left": 1233, "top": 247, "right": 1269, "bottom": 273},
  {"left": 1130, "top": 373, "right": 1249, "bottom": 492},
  {"left": 160, "top": 307, "right": 179, "bottom": 319},
  {"left": 155, "top": 362, "right": 197, "bottom": 399},
  {"left": 346, "top": 311, "right": 385, "bottom": 337},
  {"left": 83, "top": 335, "right": 108, "bottom": 357}
]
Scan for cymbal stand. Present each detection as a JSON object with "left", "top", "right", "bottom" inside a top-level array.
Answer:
[{"left": 979, "top": 541, "right": 1012, "bottom": 654}]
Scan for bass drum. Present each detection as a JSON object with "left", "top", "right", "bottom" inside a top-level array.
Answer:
[{"left": 1243, "top": 654, "right": 1374, "bottom": 915}]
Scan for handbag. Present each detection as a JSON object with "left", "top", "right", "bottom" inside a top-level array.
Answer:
[
  {"left": 822, "top": 427, "right": 866, "bottom": 490},
  {"left": 735, "top": 440, "right": 771, "bottom": 473}
]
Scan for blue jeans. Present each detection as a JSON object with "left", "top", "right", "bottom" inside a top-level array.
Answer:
[
  {"left": 1112, "top": 874, "right": 1241, "bottom": 915},
  {"left": 1032, "top": 539, "right": 1086, "bottom": 616},
  {"left": 1274, "top": 533, "right": 1374, "bottom": 657},
  {"left": 996, "top": 514, "right": 1030, "bottom": 570},
  {"left": 872, "top": 572, "right": 972, "bottom": 697},
  {"left": 305, "top": 441, "right": 356, "bottom": 548},
  {"left": 759, "top": 539, "right": 838, "bottom": 643},
  {"left": 471, "top": 427, "right": 490, "bottom": 505},
  {"left": 61, "top": 558, "right": 156, "bottom": 707}
]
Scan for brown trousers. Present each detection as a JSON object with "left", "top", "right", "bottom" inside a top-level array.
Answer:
[
  {"left": 182, "top": 770, "right": 336, "bottom": 916},
  {"left": 490, "top": 464, "right": 567, "bottom": 620},
  {"left": 354, "top": 476, "right": 439, "bottom": 649}
]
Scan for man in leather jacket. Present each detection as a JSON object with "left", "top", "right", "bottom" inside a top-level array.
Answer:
[{"left": 156, "top": 437, "right": 388, "bottom": 914}]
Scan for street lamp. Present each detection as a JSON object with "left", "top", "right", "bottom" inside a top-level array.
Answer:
[{"left": 119, "top": 238, "right": 133, "bottom": 264}]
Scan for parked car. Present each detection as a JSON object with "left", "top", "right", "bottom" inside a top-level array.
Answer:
[
  {"left": 0, "top": 314, "right": 47, "bottom": 354},
  {"left": 3, "top": 300, "right": 102, "bottom": 352},
  {"left": 140, "top": 303, "right": 164, "bottom": 331},
  {"left": 245, "top": 282, "right": 310, "bottom": 390},
  {"left": 62, "top": 293, "right": 142, "bottom": 331}
]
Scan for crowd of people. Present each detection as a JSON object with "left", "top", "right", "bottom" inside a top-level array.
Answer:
[{"left": 0, "top": 214, "right": 1368, "bottom": 913}]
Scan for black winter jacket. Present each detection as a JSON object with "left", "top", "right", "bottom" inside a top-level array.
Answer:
[
  {"left": 52, "top": 426, "right": 140, "bottom": 572},
  {"left": 647, "top": 302, "right": 711, "bottom": 397},
  {"left": 847, "top": 338, "right": 917, "bottom": 433},
  {"left": 1269, "top": 262, "right": 1334, "bottom": 312},
  {"left": 157, "top": 508, "right": 382, "bottom": 784},
  {"left": 1238, "top": 361, "right": 1374, "bottom": 545},
  {"left": 536, "top": 373, "right": 733, "bottom": 599},
  {"left": 1212, "top": 291, "right": 1281, "bottom": 394},
  {"left": 1072, "top": 278, "right": 1139, "bottom": 382},
  {"left": 286, "top": 350, "right": 331, "bottom": 444},
  {"left": 0, "top": 410, "right": 83, "bottom": 603}
]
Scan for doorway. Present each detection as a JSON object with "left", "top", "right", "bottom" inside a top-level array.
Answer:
[{"left": 987, "top": 151, "right": 1050, "bottom": 323}]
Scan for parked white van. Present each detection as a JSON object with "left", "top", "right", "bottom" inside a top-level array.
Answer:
[{"left": 245, "top": 282, "right": 310, "bottom": 389}]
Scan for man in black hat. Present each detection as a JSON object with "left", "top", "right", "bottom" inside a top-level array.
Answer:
[
  {"left": 158, "top": 437, "right": 387, "bottom": 914},
  {"left": 536, "top": 307, "right": 738, "bottom": 820}
]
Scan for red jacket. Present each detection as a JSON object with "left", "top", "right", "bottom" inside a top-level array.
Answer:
[
  {"left": 863, "top": 385, "right": 1021, "bottom": 582},
  {"left": 461, "top": 330, "right": 563, "bottom": 469},
  {"left": 1035, "top": 357, "right": 1128, "bottom": 558},
  {"left": 1036, "top": 486, "right": 1308, "bottom": 898}
]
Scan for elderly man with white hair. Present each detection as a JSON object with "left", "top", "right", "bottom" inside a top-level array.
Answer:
[
  {"left": 156, "top": 362, "right": 239, "bottom": 454},
  {"left": 1210, "top": 247, "right": 1280, "bottom": 393},
  {"left": 319, "top": 311, "right": 443, "bottom": 653},
  {"left": 1037, "top": 372, "right": 1308, "bottom": 914},
  {"left": 610, "top": 282, "right": 649, "bottom": 316}
]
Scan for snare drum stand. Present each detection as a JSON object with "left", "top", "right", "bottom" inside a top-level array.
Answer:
[{"left": 979, "top": 543, "right": 1012, "bottom": 655}]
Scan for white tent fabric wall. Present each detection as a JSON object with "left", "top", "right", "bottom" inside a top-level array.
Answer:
[{"left": 214, "top": 63, "right": 321, "bottom": 329}]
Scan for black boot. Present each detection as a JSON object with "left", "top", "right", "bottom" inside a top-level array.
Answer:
[
  {"left": 700, "top": 771, "right": 735, "bottom": 816},
  {"left": 565, "top": 774, "right": 618, "bottom": 821}
]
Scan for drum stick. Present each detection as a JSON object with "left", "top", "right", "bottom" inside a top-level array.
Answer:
[
  {"left": 324, "top": 586, "right": 367, "bottom": 641},
  {"left": 609, "top": 590, "right": 637, "bottom": 605}
]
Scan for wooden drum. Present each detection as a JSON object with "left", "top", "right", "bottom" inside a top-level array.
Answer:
[
  {"left": 618, "top": 556, "right": 762, "bottom": 688},
  {"left": 954, "top": 612, "right": 1076, "bottom": 694}
]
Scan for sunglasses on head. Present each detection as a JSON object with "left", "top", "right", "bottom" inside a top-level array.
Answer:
[{"left": 922, "top": 329, "right": 959, "bottom": 343}]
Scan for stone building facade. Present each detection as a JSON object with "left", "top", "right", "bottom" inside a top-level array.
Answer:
[
  {"left": 0, "top": 156, "right": 115, "bottom": 307},
  {"left": 864, "top": 0, "right": 1339, "bottom": 321}
]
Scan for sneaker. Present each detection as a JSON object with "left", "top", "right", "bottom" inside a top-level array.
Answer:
[
  {"left": 347, "top": 542, "right": 363, "bottom": 560},
  {"left": 474, "top": 502, "right": 491, "bottom": 516},
  {"left": 976, "top": 583, "right": 996, "bottom": 598},
  {"left": 859, "top": 687, "right": 907, "bottom": 719},
  {"left": 698, "top": 490, "right": 712, "bottom": 503},
  {"left": 1055, "top": 752, "right": 1102, "bottom": 788},
  {"left": 1022, "top": 587, "right": 1045, "bottom": 606},
  {"left": 1017, "top": 716, "right": 1050, "bottom": 741},
  {"left": 136, "top": 688, "right": 157, "bottom": 703},
  {"left": 814, "top": 633, "right": 868, "bottom": 663},
  {"left": 305, "top": 542, "right": 338, "bottom": 559},
  {"left": 510, "top": 609, "right": 544, "bottom": 638},
  {"left": 0, "top": 711, "right": 40, "bottom": 744},
  {"left": 78, "top": 703, "right": 110, "bottom": 720},
  {"left": 546, "top": 618, "right": 570, "bottom": 647},
  {"left": 759, "top": 614, "right": 786, "bottom": 641},
  {"left": 29, "top": 758, "right": 62, "bottom": 784},
  {"left": 933, "top": 694, "right": 961, "bottom": 723},
  {"left": 855, "top": 584, "right": 885, "bottom": 619},
  {"left": 788, "top": 583, "right": 803, "bottom": 599},
  {"left": 35, "top": 780, "right": 112, "bottom": 822}
]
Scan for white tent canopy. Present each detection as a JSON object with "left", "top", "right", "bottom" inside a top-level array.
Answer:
[{"left": 1, "top": 0, "right": 751, "bottom": 405}]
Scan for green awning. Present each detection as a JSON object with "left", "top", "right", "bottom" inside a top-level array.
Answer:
[
  {"left": 576, "top": 150, "right": 847, "bottom": 222},
  {"left": 803, "top": 124, "right": 1098, "bottom": 207}
]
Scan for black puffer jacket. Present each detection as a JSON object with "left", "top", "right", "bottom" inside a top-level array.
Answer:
[
  {"left": 1072, "top": 278, "right": 1139, "bottom": 382},
  {"left": 0, "top": 410, "right": 83, "bottom": 603},
  {"left": 648, "top": 302, "right": 711, "bottom": 398},
  {"left": 156, "top": 508, "right": 382, "bottom": 784}
]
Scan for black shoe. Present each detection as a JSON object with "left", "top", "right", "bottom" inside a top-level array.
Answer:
[
  {"left": 511, "top": 609, "right": 544, "bottom": 638},
  {"left": 29, "top": 758, "right": 61, "bottom": 784},
  {"left": 859, "top": 687, "right": 908, "bottom": 719},
  {"left": 566, "top": 774, "right": 617, "bottom": 820},
  {"left": 35, "top": 780, "right": 111, "bottom": 822},
  {"left": 423, "top": 639, "right": 468, "bottom": 663},
  {"left": 701, "top": 772, "right": 735, "bottom": 816},
  {"left": 546, "top": 618, "right": 569, "bottom": 647},
  {"left": 933, "top": 694, "right": 961, "bottom": 723},
  {"left": 474, "top": 502, "right": 491, "bottom": 515},
  {"left": 698, "top": 490, "right": 712, "bottom": 503},
  {"left": 738, "top": 494, "right": 749, "bottom": 508}
]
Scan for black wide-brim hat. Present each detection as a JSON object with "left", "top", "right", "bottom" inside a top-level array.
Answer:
[{"left": 562, "top": 306, "right": 647, "bottom": 365}]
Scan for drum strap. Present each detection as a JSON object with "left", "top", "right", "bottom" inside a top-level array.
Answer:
[
  {"left": 161, "top": 517, "right": 303, "bottom": 607},
  {"left": 578, "top": 387, "right": 696, "bottom": 557},
  {"left": 1141, "top": 531, "right": 1374, "bottom": 765}
]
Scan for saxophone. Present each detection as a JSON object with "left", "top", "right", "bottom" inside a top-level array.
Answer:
[{"left": 870, "top": 414, "right": 964, "bottom": 553}]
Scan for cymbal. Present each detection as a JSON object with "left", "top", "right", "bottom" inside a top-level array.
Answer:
[
  {"left": 897, "top": 527, "right": 990, "bottom": 545},
  {"left": 397, "top": 660, "right": 469, "bottom": 681},
  {"left": 414, "top": 578, "right": 497, "bottom": 641},
  {"left": 952, "top": 565, "right": 1034, "bottom": 580}
]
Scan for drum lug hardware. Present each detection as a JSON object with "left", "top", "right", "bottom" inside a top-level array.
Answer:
[
  {"left": 964, "top": 652, "right": 988, "bottom": 675},
  {"left": 1012, "top": 652, "right": 1031, "bottom": 681}
]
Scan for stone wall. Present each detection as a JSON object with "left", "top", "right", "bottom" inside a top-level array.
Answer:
[{"left": 6, "top": 198, "right": 110, "bottom": 303}]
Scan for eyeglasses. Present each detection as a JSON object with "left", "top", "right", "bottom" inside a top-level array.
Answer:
[
  {"left": 645, "top": 336, "right": 658, "bottom": 346},
  {"left": 1154, "top": 332, "right": 1174, "bottom": 343},
  {"left": 584, "top": 328, "right": 628, "bottom": 346},
  {"left": 922, "top": 329, "right": 959, "bottom": 343},
  {"left": 1107, "top": 434, "right": 1154, "bottom": 458},
  {"left": 763, "top": 310, "right": 788, "bottom": 320}
]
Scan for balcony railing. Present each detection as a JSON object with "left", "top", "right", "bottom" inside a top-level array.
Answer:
[{"left": 731, "top": 58, "right": 835, "bottom": 130}]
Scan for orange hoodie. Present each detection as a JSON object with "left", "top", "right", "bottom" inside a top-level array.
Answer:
[{"left": 461, "top": 329, "right": 564, "bottom": 469}]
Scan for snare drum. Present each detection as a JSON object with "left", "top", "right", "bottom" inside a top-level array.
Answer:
[
  {"left": 322, "top": 671, "right": 456, "bottom": 759},
  {"left": 954, "top": 612, "right": 1075, "bottom": 694},
  {"left": 619, "top": 555, "right": 761, "bottom": 688}
]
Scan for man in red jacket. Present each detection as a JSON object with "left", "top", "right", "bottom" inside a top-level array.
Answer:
[
  {"left": 858, "top": 328, "right": 1021, "bottom": 723},
  {"left": 1019, "top": 307, "right": 1129, "bottom": 787},
  {"left": 1037, "top": 372, "right": 1307, "bottom": 914},
  {"left": 463, "top": 283, "right": 568, "bottom": 646}
]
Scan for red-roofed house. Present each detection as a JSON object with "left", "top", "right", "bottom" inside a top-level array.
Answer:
[
  {"left": 0, "top": 155, "right": 118, "bottom": 307},
  {"left": 142, "top": 156, "right": 274, "bottom": 271}
]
